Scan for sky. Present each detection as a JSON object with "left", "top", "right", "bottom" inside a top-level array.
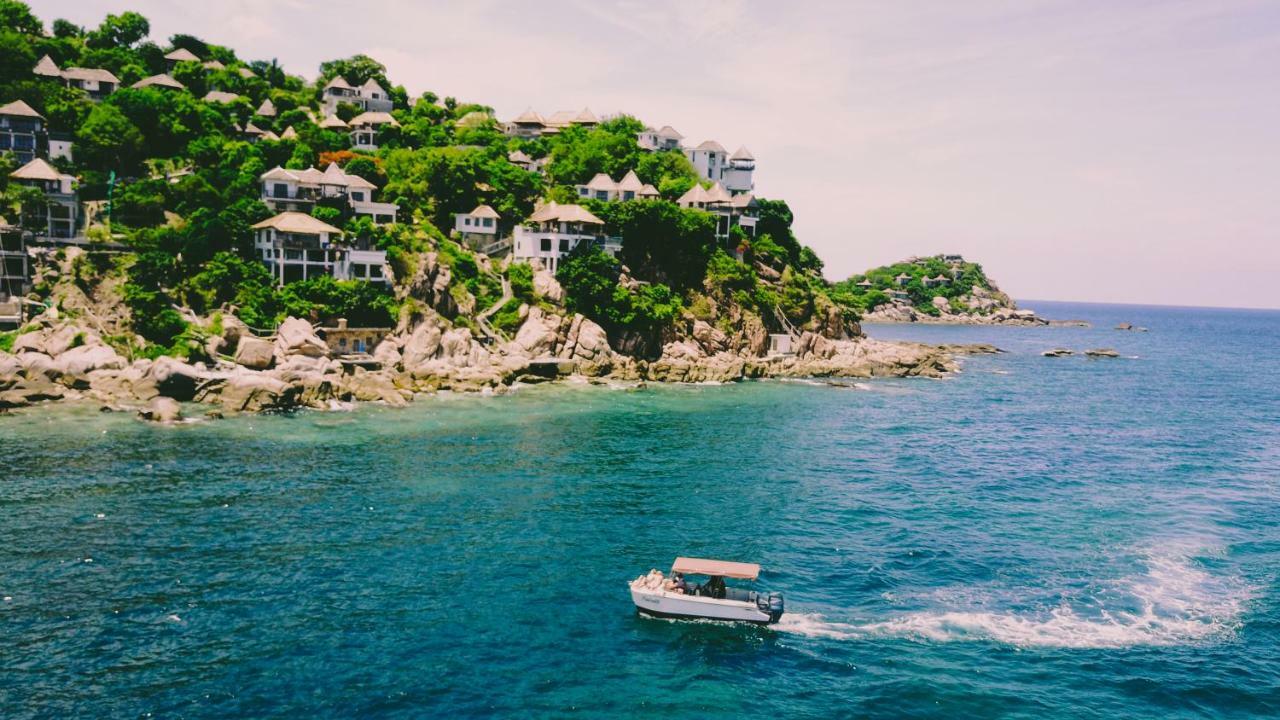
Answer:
[{"left": 34, "top": 0, "right": 1280, "bottom": 309}]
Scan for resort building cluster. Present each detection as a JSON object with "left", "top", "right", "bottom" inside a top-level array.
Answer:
[{"left": 2, "top": 44, "right": 766, "bottom": 314}]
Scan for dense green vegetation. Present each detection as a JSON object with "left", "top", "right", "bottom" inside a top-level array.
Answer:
[
  {"left": 831, "top": 256, "right": 995, "bottom": 316},
  {"left": 1, "top": 0, "right": 860, "bottom": 359}
]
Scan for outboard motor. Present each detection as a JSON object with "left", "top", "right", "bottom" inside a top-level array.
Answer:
[{"left": 757, "top": 592, "right": 785, "bottom": 623}]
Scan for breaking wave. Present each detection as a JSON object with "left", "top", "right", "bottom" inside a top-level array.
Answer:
[{"left": 776, "top": 548, "right": 1248, "bottom": 649}]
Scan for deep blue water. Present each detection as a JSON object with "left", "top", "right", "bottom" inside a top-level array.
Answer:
[{"left": 2, "top": 301, "right": 1279, "bottom": 718}]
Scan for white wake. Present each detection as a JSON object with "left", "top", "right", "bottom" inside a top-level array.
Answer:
[{"left": 775, "top": 548, "right": 1248, "bottom": 649}]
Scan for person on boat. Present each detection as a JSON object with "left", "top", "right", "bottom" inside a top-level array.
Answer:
[
  {"left": 671, "top": 572, "right": 688, "bottom": 594},
  {"left": 706, "top": 575, "right": 726, "bottom": 599}
]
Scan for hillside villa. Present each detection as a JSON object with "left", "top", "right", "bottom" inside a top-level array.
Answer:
[
  {"left": 676, "top": 182, "right": 758, "bottom": 239},
  {"left": 9, "top": 158, "right": 80, "bottom": 241},
  {"left": 512, "top": 202, "right": 618, "bottom": 272},
  {"left": 33, "top": 56, "right": 119, "bottom": 101},
  {"left": 322, "top": 77, "right": 394, "bottom": 114},
  {"left": 260, "top": 163, "right": 398, "bottom": 224},
  {"left": 637, "top": 125, "right": 684, "bottom": 152},
  {"left": 252, "top": 211, "right": 388, "bottom": 285},
  {"left": 348, "top": 111, "right": 399, "bottom": 151},
  {"left": 502, "top": 108, "right": 598, "bottom": 138},
  {"left": 575, "top": 170, "right": 660, "bottom": 201},
  {"left": 0, "top": 100, "right": 45, "bottom": 164}
]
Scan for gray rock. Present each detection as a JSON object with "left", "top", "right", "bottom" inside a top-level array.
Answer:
[
  {"left": 274, "top": 317, "right": 328, "bottom": 359},
  {"left": 1085, "top": 348, "right": 1120, "bottom": 358},
  {"left": 234, "top": 336, "right": 274, "bottom": 370},
  {"left": 1041, "top": 348, "right": 1074, "bottom": 357},
  {"left": 148, "top": 356, "right": 203, "bottom": 400},
  {"left": 138, "top": 396, "right": 182, "bottom": 423}
]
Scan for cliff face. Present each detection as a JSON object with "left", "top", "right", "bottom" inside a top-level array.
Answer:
[{"left": 0, "top": 245, "right": 960, "bottom": 416}]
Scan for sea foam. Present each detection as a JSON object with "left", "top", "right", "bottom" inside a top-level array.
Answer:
[{"left": 777, "top": 547, "right": 1247, "bottom": 649}]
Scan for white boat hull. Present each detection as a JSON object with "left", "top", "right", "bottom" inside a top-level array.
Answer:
[{"left": 631, "top": 587, "right": 778, "bottom": 624}]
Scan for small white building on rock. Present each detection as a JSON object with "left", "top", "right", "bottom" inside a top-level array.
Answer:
[{"left": 454, "top": 204, "right": 500, "bottom": 243}]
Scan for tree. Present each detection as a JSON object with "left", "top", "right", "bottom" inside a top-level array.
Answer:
[
  {"left": 0, "top": 31, "right": 37, "bottom": 85},
  {"left": 76, "top": 103, "right": 145, "bottom": 172},
  {"left": 595, "top": 200, "right": 717, "bottom": 289},
  {"left": 168, "top": 33, "right": 209, "bottom": 59},
  {"left": 0, "top": 1, "right": 42, "bottom": 35},
  {"left": 86, "top": 11, "right": 150, "bottom": 50},
  {"left": 51, "top": 19, "right": 81, "bottom": 39},
  {"left": 318, "top": 54, "right": 388, "bottom": 89}
]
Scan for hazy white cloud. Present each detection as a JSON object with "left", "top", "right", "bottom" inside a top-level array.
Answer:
[{"left": 33, "top": 0, "right": 1280, "bottom": 308}]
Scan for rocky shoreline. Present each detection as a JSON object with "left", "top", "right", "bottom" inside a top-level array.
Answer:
[{"left": 0, "top": 310, "right": 997, "bottom": 421}]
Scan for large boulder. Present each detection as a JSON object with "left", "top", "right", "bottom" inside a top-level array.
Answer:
[
  {"left": 148, "top": 356, "right": 203, "bottom": 401},
  {"left": 0, "top": 352, "right": 21, "bottom": 379},
  {"left": 563, "top": 315, "right": 611, "bottom": 361},
  {"left": 532, "top": 267, "right": 564, "bottom": 303},
  {"left": 220, "top": 314, "right": 251, "bottom": 354},
  {"left": 200, "top": 373, "right": 298, "bottom": 413},
  {"left": 401, "top": 321, "right": 443, "bottom": 369},
  {"left": 10, "top": 331, "right": 46, "bottom": 355},
  {"left": 234, "top": 336, "right": 275, "bottom": 370},
  {"left": 372, "top": 338, "right": 402, "bottom": 368},
  {"left": 932, "top": 296, "right": 951, "bottom": 314},
  {"left": 52, "top": 344, "right": 126, "bottom": 378},
  {"left": 343, "top": 369, "right": 408, "bottom": 406},
  {"left": 274, "top": 317, "right": 328, "bottom": 359},
  {"left": 137, "top": 396, "right": 182, "bottom": 423},
  {"left": 691, "top": 320, "right": 728, "bottom": 355},
  {"left": 513, "top": 307, "right": 561, "bottom": 357}
]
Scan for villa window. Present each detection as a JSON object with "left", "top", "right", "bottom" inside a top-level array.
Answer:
[
  {"left": 273, "top": 183, "right": 289, "bottom": 198},
  {"left": 559, "top": 239, "right": 570, "bottom": 253},
  {"left": 540, "top": 238, "right": 552, "bottom": 252},
  {"left": 351, "top": 192, "right": 363, "bottom": 201},
  {"left": 482, "top": 218, "right": 493, "bottom": 227},
  {"left": 464, "top": 218, "right": 471, "bottom": 226}
]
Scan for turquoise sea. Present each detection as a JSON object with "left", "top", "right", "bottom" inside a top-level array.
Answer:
[{"left": 2, "top": 301, "right": 1279, "bottom": 718}]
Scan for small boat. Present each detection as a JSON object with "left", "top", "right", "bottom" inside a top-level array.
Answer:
[{"left": 630, "top": 556, "right": 785, "bottom": 624}]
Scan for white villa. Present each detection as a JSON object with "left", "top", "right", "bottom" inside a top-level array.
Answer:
[
  {"left": 260, "top": 163, "right": 398, "bottom": 224},
  {"left": 687, "top": 141, "right": 755, "bottom": 194},
  {"left": 503, "top": 108, "right": 598, "bottom": 138},
  {"left": 512, "top": 202, "right": 616, "bottom": 272},
  {"left": 454, "top": 204, "right": 501, "bottom": 244},
  {"left": 348, "top": 111, "right": 399, "bottom": 150},
  {"left": 0, "top": 100, "right": 45, "bottom": 164},
  {"left": 322, "top": 77, "right": 394, "bottom": 114},
  {"left": 677, "top": 182, "right": 758, "bottom": 239},
  {"left": 637, "top": 125, "right": 684, "bottom": 152},
  {"left": 9, "top": 158, "right": 80, "bottom": 241},
  {"left": 34, "top": 56, "right": 119, "bottom": 100},
  {"left": 575, "top": 170, "right": 659, "bottom": 202},
  {"left": 252, "top": 211, "right": 388, "bottom": 285}
]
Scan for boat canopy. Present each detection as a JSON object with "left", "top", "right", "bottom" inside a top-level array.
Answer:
[{"left": 672, "top": 557, "right": 760, "bottom": 580}]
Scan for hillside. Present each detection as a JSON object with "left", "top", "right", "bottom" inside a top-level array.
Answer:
[
  {"left": 0, "top": 2, "right": 974, "bottom": 414},
  {"left": 832, "top": 255, "right": 1045, "bottom": 324}
]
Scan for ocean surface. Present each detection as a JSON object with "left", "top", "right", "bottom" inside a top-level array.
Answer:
[{"left": 2, "top": 300, "right": 1279, "bottom": 718}]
